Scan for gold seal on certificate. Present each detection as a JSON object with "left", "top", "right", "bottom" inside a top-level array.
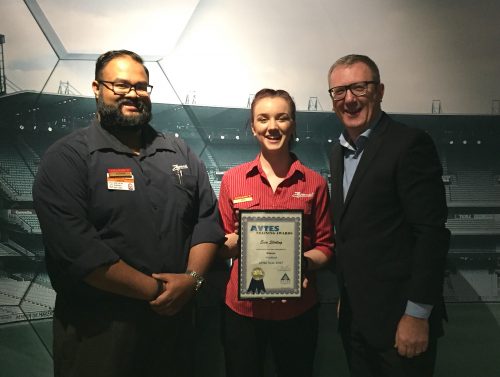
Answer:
[{"left": 238, "top": 210, "right": 303, "bottom": 300}]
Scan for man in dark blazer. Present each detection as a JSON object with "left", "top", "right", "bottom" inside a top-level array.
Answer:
[{"left": 327, "top": 54, "right": 450, "bottom": 377}]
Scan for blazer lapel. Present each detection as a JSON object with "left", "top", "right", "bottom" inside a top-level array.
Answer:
[
  {"left": 330, "top": 141, "right": 345, "bottom": 219},
  {"left": 343, "top": 114, "right": 389, "bottom": 209}
]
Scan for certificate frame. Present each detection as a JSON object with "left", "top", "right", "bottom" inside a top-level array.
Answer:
[{"left": 238, "top": 209, "right": 303, "bottom": 300}]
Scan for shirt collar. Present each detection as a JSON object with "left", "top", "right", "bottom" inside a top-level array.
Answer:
[
  {"left": 88, "top": 119, "right": 176, "bottom": 155},
  {"left": 246, "top": 153, "right": 305, "bottom": 180},
  {"left": 338, "top": 111, "right": 383, "bottom": 152}
]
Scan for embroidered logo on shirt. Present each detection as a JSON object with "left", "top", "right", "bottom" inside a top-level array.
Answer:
[
  {"left": 107, "top": 168, "right": 135, "bottom": 191},
  {"left": 232, "top": 195, "right": 253, "bottom": 204},
  {"left": 292, "top": 192, "right": 314, "bottom": 198},
  {"left": 172, "top": 164, "right": 188, "bottom": 184}
]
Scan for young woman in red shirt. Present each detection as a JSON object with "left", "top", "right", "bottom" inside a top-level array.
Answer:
[{"left": 218, "top": 88, "right": 334, "bottom": 377}]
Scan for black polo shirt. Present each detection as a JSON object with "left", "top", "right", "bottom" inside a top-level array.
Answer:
[{"left": 33, "top": 120, "right": 224, "bottom": 307}]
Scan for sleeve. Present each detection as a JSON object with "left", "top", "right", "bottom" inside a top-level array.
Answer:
[
  {"left": 311, "top": 176, "right": 334, "bottom": 258},
  {"left": 217, "top": 173, "right": 237, "bottom": 234},
  {"left": 185, "top": 146, "right": 225, "bottom": 247},
  {"left": 397, "top": 130, "right": 450, "bottom": 305},
  {"left": 32, "top": 143, "right": 120, "bottom": 286}
]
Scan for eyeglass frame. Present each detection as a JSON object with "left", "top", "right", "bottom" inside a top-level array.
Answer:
[
  {"left": 98, "top": 80, "right": 153, "bottom": 96},
  {"left": 328, "top": 81, "right": 379, "bottom": 101}
]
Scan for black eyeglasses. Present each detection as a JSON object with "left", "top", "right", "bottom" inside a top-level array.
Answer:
[
  {"left": 98, "top": 80, "right": 153, "bottom": 96},
  {"left": 328, "top": 81, "right": 378, "bottom": 101}
]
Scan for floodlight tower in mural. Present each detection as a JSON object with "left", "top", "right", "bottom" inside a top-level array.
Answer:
[{"left": 0, "top": 34, "right": 6, "bottom": 95}]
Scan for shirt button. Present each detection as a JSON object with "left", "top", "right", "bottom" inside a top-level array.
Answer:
[{"left": 153, "top": 205, "right": 158, "bottom": 211}]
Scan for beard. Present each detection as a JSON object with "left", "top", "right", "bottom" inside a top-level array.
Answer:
[{"left": 97, "top": 96, "right": 152, "bottom": 132}]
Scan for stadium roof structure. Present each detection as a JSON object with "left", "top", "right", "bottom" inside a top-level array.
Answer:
[
  {"left": 2, "top": 90, "right": 500, "bottom": 147},
  {"left": 0, "top": 91, "right": 336, "bottom": 146},
  {"left": 23, "top": 0, "right": 165, "bottom": 62},
  {"left": 0, "top": 91, "right": 95, "bottom": 129},
  {"left": 1, "top": 0, "right": 500, "bottom": 114},
  {"left": 1, "top": 0, "right": 196, "bottom": 105}
]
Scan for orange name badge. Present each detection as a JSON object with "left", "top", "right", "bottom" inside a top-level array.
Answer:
[
  {"left": 232, "top": 195, "right": 253, "bottom": 204},
  {"left": 107, "top": 168, "right": 135, "bottom": 191}
]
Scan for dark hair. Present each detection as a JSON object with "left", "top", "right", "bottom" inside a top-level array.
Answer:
[
  {"left": 327, "top": 54, "right": 380, "bottom": 83},
  {"left": 250, "top": 88, "right": 296, "bottom": 125},
  {"left": 95, "top": 50, "right": 149, "bottom": 80}
]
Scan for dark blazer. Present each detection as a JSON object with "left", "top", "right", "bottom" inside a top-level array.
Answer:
[{"left": 329, "top": 112, "right": 450, "bottom": 349}]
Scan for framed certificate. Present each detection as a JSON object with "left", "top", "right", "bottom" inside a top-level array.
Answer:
[{"left": 238, "top": 210, "right": 303, "bottom": 300}]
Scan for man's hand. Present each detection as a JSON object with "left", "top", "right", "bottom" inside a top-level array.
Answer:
[
  {"left": 219, "top": 210, "right": 241, "bottom": 259},
  {"left": 394, "top": 314, "right": 429, "bottom": 358},
  {"left": 225, "top": 232, "right": 240, "bottom": 258},
  {"left": 149, "top": 273, "right": 196, "bottom": 316}
]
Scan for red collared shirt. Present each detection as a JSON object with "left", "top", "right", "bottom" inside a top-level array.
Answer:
[{"left": 218, "top": 154, "right": 334, "bottom": 320}]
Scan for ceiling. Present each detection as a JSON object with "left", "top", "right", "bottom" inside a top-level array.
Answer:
[{"left": 1, "top": 0, "right": 499, "bottom": 114}]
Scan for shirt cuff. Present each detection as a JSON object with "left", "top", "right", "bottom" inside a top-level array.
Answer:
[{"left": 405, "top": 301, "right": 433, "bottom": 319}]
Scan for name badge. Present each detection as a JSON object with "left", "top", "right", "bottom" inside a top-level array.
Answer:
[
  {"left": 233, "top": 195, "right": 253, "bottom": 204},
  {"left": 107, "top": 168, "right": 135, "bottom": 191}
]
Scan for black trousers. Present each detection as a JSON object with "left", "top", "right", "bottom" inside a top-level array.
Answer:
[
  {"left": 221, "top": 304, "right": 319, "bottom": 377},
  {"left": 340, "top": 319, "right": 438, "bottom": 377},
  {"left": 53, "top": 303, "right": 195, "bottom": 377}
]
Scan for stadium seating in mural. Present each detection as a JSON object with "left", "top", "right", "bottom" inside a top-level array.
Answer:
[{"left": 0, "top": 92, "right": 499, "bottom": 325}]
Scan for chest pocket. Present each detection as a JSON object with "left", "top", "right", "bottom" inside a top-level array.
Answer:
[
  {"left": 231, "top": 197, "right": 260, "bottom": 233},
  {"left": 233, "top": 198, "right": 260, "bottom": 210},
  {"left": 286, "top": 196, "right": 313, "bottom": 214},
  {"left": 300, "top": 198, "right": 313, "bottom": 216},
  {"left": 168, "top": 173, "right": 197, "bottom": 228},
  {"left": 287, "top": 197, "right": 314, "bottom": 241}
]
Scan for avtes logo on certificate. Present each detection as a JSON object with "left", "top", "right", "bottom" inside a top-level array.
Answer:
[{"left": 238, "top": 210, "right": 303, "bottom": 300}]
